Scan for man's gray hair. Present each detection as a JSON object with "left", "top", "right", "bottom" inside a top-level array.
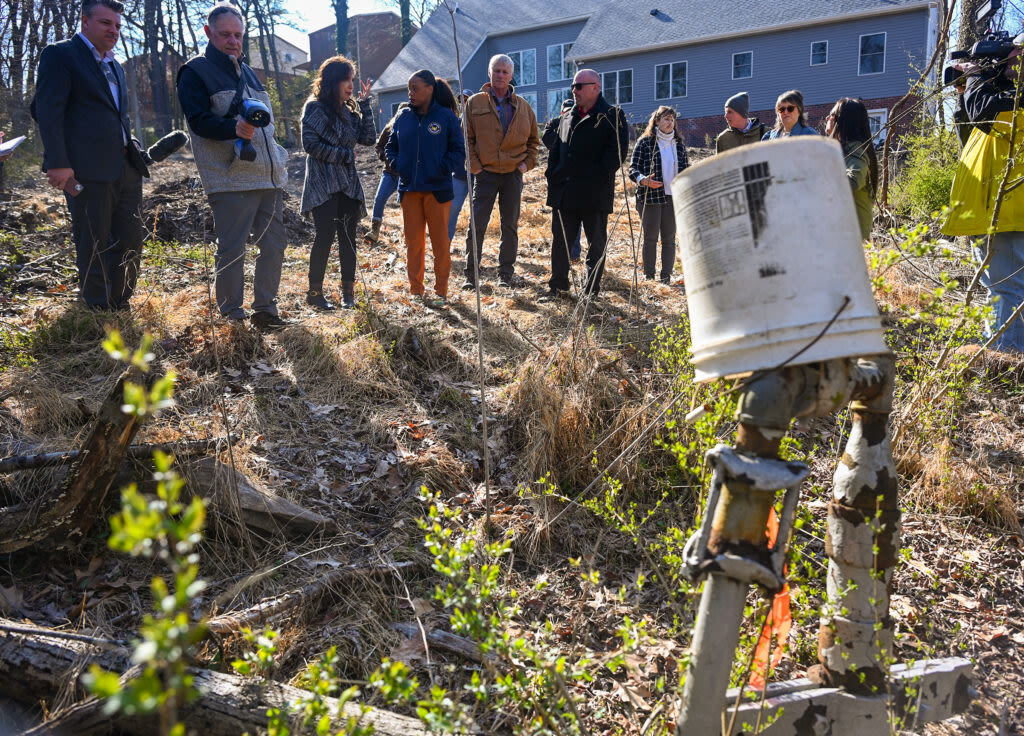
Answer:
[
  {"left": 488, "top": 54, "right": 514, "bottom": 74},
  {"left": 207, "top": 1, "right": 243, "bottom": 26}
]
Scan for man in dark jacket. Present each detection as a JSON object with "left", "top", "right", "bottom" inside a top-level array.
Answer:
[
  {"left": 543, "top": 69, "right": 628, "bottom": 300},
  {"left": 176, "top": 2, "right": 289, "bottom": 329},
  {"left": 715, "top": 92, "right": 765, "bottom": 153},
  {"left": 33, "top": 0, "right": 149, "bottom": 311}
]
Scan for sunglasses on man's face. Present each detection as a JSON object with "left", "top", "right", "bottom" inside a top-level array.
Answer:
[
  {"left": 571, "top": 82, "right": 597, "bottom": 90},
  {"left": 777, "top": 105, "right": 798, "bottom": 113}
]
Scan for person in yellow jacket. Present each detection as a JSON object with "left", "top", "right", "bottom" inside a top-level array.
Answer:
[
  {"left": 943, "top": 46, "right": 1024, "bottom": 353},
  {"left": 461, "top": 54, "right": 540, "bottom": 289}
]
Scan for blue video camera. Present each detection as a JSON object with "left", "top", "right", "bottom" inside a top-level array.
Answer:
[{"left": 234, "top": 98, "right": 271, "bottom": 161}]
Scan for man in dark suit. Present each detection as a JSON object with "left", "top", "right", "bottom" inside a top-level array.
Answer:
[{"left": 34, "top": 0, "right": 149, "bottom": 311}]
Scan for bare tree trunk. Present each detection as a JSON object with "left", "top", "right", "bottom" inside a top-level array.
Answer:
[
  {"left": 400, "top": 0, "right": 412, "bottom": 46},
  {"left": 333, "top": 0, "right": 350, "bottom": 55},
  {"left": 8, "top": 0, "right": 30, "bottom": 131},
  {"left": 143, "top": 0, "right": 171, "bottom": 135},
  {"left": 958, "top": 0, "right": 984, "bottom": 50},
  {"left": 247, "top": 0, "right": 272, "bottom": 88},
  {"left": 120, "top": 37, "right": 145, "bottom": 146},
  {"left": 264, "top": 9, "right": 290, "bottom": 124}
]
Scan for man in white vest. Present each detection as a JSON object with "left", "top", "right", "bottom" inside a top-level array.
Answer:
[{"left": 176, "top": 1, "right": 289, "bottom": 329}]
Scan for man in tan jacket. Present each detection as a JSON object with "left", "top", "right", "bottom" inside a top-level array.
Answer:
[{"left": 462, "top": 53, "right": 540, "bottom": 289}]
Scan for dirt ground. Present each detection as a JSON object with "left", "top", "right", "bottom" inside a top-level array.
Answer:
[{"left": 0, "top": 144, "right": 1022, "bottom": 735}]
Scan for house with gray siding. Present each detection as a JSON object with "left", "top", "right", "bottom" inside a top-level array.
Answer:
[
  {"left": 371, "top": 1, "right": 589, "bottom": 123},
  {"left": 371, "top": 0, "right": 937, "bottom": 146}
]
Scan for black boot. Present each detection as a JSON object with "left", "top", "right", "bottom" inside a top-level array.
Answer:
[
  {"left": 306, "top": 288, "right": 335, "bottom": 311},
  {"left": 341, "top": 281, "right": 356, "bottom": 309}
]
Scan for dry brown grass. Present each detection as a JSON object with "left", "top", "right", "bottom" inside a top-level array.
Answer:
[
  {"left": 3, "top": 146, "right": 1023, "bottom": 735},
  {"left": 906, "top": 438, "right": 1021, "bottom": 532}
]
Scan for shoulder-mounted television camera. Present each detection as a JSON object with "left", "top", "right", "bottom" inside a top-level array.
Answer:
[{"left": 944, "top": 0, "right": 1023, "bottom": 86}]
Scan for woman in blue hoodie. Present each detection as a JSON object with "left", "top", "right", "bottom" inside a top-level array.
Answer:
[{"left": 384, "top": 70, "right": 465, "bottom": 308}]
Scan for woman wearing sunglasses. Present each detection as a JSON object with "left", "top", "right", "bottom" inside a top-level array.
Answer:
[{"left": 762, "top": 90, "right": 818, "bottom": 140}]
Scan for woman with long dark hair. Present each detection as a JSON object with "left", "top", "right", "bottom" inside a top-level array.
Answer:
[
  {"left": 384, "top": 69, "right": 465, "bottom": 308},
  {"left": 300, "top": 55, "right": 377, "bottom": 309},
  {"left": 825, "top": 97, "right": 878, "bottom": 241},
  {"left": 365, "top": 103, "right": 407, "bottom": 245},
  {"left": 628, "top": 105, "right": 689, "bottom": 283},
  {"left": 762, "top": 89, "right": 818, "bottom": 140}
]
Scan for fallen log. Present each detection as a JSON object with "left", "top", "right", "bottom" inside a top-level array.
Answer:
[
  {"left": 206, "top": 559, "right": 421, "bottom": 636},
  {"left": 391, "top": 621, "right": 492, "bottom": 665},
  {"left": 1, "top": 618, "right": 427, "bottom": 736},
  {"left": 182, "top": 457, "right": 335, "bottom": 539},
  {"left": 0, "top": 437, "right": 231, "bottom": 474},
  {"left": 0, "top": 367, "right": 146, "bottom": 554}
]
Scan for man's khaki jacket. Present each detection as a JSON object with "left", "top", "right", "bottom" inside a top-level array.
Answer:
[{"left": 465, "top": 83, "right": 540, "bottom": 174}]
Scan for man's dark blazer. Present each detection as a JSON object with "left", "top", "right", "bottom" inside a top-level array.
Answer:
[{"left": 33, "top": 34, "right": 149, "bottom": 182}]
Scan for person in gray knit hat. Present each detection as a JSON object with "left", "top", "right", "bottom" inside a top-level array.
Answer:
[{"left": 715, "top": 92, "right": 765, "bottom": 153}]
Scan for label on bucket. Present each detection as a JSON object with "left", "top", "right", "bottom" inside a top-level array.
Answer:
[
  {"left": 671, "top": 138, "right": 887, "bottom": 382},
  {"left": 675, "top": 161, "right": 775, "bottom": 297}
]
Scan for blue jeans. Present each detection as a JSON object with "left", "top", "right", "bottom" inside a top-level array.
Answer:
[
  {"left": 448, "top": 174, "right": 470, "bottom": 241},
  {"left": 371, "top": 171, "right": 399, "bottom": 221},
  {"left": 973, "top": 231, "right": 1024, "bottom": 352}
]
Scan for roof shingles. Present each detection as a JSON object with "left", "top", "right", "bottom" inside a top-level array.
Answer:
[{"left": 567, "top": 0, "right": 931, "bottom": 60}]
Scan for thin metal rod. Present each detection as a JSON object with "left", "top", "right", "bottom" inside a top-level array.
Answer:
[{"left": 443, "top": 0, "right": 492, "bottom": 533}]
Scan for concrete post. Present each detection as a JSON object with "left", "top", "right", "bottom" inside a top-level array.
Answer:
[{"left": 811, "top": 361, "right": 899, "bottom": 693}]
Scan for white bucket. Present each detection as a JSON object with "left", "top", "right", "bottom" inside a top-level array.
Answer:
[{"left": 670, "top": 137, "right": 886, "bottom": 382}]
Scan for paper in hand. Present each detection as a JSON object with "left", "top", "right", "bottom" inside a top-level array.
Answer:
[{"left": 0, "top": 136, "right": 26, "bottom": 156}]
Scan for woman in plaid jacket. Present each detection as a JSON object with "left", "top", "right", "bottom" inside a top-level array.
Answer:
[{"left": 628, "top": 106, "right": 689, "bottom": 283}]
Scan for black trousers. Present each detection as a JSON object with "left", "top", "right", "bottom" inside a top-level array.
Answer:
[
  {"left": 310, "top": 191, "right": 361, "bottom": 286},
  {"left": 550, "top": 207, "right": 608, "bottom": 295},
  {"left": 465, "top": 169, "right": 523, "bottom": 279},
  {"left": 67, "top": 157, "right": 143, "bottom": 309}
]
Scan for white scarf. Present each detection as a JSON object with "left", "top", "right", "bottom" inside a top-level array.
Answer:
[{"left": 656, "top": 129, "right": 678, "bottom": 186}]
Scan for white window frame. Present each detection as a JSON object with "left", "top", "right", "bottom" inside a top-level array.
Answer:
[
  {"left": 519, "top": 91, "right": 538, "bottom": 113},
  {"left": 867, "top": 107, "right": 888, "bottom": 144},
  {"left": 547, "top": 43, "right": 574, "bottom": 82},
  {"left": 602, "top": 68, "right": 633, "bottom": 105},
  {"left": 547, "top": 88, "right": 570, "bottom": 118},
  {"left": 654, "top": 60, "right": 688, "bottom": 100},
  {"left": 809, "top": 40, "right": 828, "bottom": 66},
  {"left": 858, "top": 32, "right": 886, "bottom": 76},
  {"left": 732, "top": 50, "right": 753, "bottom": 80},
  {"left": 505, "top": 48, "right": 537, "bottom": 87},
  {"left": 390, "top": 102, "right": 402, "bottom": 118}
]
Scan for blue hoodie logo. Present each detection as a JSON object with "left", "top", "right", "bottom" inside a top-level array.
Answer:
[{"left": 427, "top": 122, "right": 442, "bottom": 135}]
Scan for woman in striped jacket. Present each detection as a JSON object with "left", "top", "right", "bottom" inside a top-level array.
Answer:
[
  {"left": 628, "top": 106, "right": 689, "bottom": 284},
  {"left": 301, "top": 56, "right": 377, "bottom": 310}
]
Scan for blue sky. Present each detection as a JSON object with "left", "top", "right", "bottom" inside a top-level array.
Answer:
[{"left": 276, "top": 0, "right": 391, "bottom": 53}]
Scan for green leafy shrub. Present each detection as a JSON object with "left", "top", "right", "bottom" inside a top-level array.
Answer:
[{"left": 890, "top": 126, "right": 960, "bottom": 220}]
